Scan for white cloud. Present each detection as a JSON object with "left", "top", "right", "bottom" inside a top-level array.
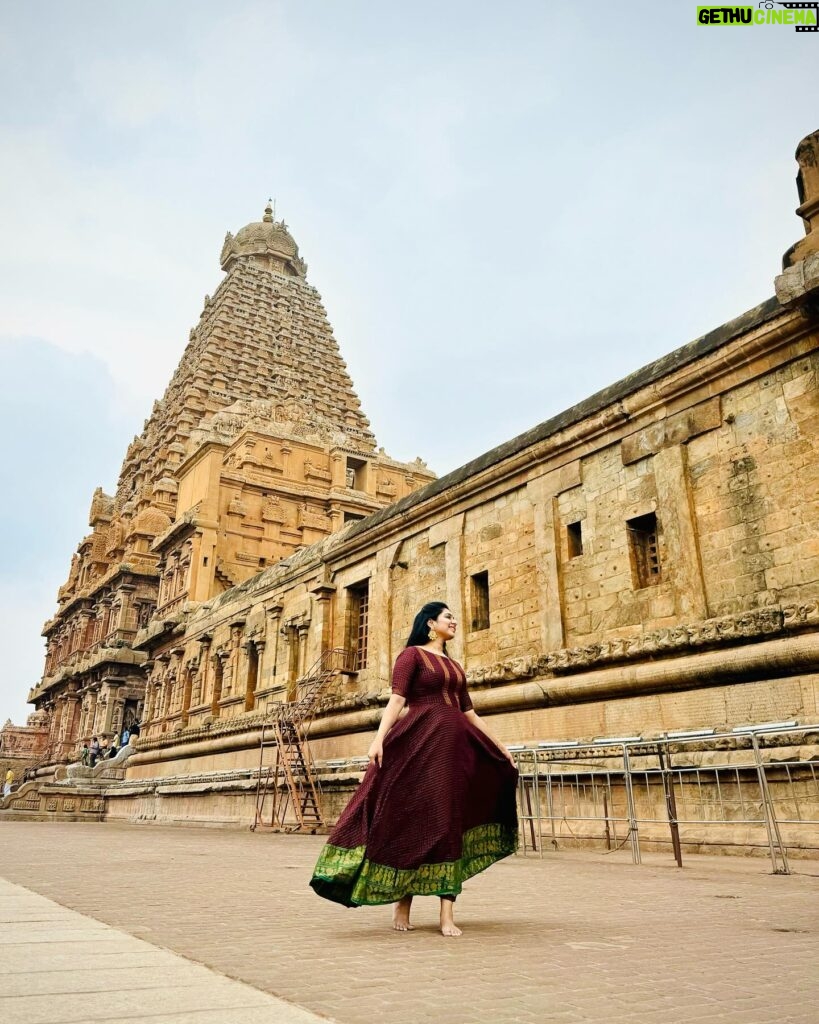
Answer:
[{"left": 74, "top": 55, "right": 186, "bottom": 129}]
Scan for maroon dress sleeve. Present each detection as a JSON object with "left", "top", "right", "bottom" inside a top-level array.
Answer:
[
  {"left": 459, "top": 677, "right": 474, "bottom": 712},
  {"left": 391, "top": 647, "right": 417, "bottom": 698}
]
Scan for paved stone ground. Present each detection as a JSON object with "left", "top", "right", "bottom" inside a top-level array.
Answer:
[
  {"left": 0, "top": 878, "right": 328, "bottom": 1024},
  {"left": 0, "top": 822, "right": 817, "bottom": 1024}
]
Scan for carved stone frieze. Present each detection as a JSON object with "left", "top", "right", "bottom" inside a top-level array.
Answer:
[
  {"left": 465, "top": 604, "right": 819, "bottom": 686},
  {"left": 297, "top": 503, "right": 331, "bottom": 533},
  {"left": 376, "top": 475, "right": 398, "bottom": 497},
  {"left": 261, "top": 495, "right": 286, "bottom": 524},
  {"left": 304, "top": 457, "right": 332, "bottom": 483}
]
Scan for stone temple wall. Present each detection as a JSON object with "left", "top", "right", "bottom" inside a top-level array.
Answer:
[{"left": 117, "top": 291, "right": 818, "bottom": 791}]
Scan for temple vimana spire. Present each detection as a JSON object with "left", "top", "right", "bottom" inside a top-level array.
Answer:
[{"left": 19, "top": 204, "right": 434, "bottom": 761}]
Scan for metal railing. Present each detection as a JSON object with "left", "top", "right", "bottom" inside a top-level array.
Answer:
[{"left": 513, "top": 722, "right": 819, "bottom": 874}]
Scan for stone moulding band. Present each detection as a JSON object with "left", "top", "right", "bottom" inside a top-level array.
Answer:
[
  {"left": 125, "top": 630, "right": 819, "bottom": 768},
  {"left": 469, "top": 603, "right": 819, "bottom": 685},
  {"left": 133, "top": 601, "right": 817, "bottom": 755}
]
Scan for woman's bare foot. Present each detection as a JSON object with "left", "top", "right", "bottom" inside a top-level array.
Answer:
[
  {"left": 439, "top": 898, "right": 462, "bottom": 937},
  {"left": 392, "top": 895, "right": 414, "bottom": 931}
]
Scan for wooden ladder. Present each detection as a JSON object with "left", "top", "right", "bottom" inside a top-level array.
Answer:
[{"left": 252, "top": 648, "right": 351, "bottom": 833}]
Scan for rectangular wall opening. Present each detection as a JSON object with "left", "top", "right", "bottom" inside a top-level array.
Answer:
[
  {"left": 470, "top": 570, "right": 490, "bottom": 631},
  {"left": 347, "top": 580, "right": 370, "bottom": 671},
  {"left": 627, "top": 512, "right": 661, "bottom": 588},
  {"left": 345, "top": 456, "right": 368, "bottom": 491},
  {"left": 567, "top": 521, "right": 583, "bottom": 558}
]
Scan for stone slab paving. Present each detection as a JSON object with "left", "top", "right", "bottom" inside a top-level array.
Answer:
[
  {"left": 1, "top": 822, "right": 818, "bottom": 1024},
  {"left": 0, "top": 876, "right": 332, "bottom": 1024}
]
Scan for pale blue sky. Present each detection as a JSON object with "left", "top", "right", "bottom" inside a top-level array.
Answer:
[{"left": 0, "top": 0, "right": 816, "bottom": 724}]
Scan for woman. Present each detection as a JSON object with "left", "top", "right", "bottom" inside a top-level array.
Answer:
[{"left": 310, "top": 601, "right": 518, "bottom": 936}]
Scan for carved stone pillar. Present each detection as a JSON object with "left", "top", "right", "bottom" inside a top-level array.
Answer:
[
  {"left": 327, "top": 506, "right": 343, "bottom": 534},
  {"left": 297, "top": 623, "right": 310, "bottom": 679},
  {"left": 179, "top": 543, "right": 192, "bottom": 601},
  {"left": 186, "top": 660, "right": 199, "bottom": 709},
  {"left": 54, "top": 696, "right": 67, "bottom": 745},
  {"left": 198, "top": 636, "right": 212, "bottom": 706},
  {"left": 142, "top": 680, "right": 153, "bottom": 724},
  {"left": 225, "top": 621, "right": 246, "bottom": 699},
  {"left": 116, "top": 583, "right": 136, "bottom": 633},
  {"left": 654, "top": 445, "right": 709, "bottom": 621},
  {"left": 330, "top": 451, "right": 345, "bottom": 489},
  {"left": 212, "top": 650, "right": 228, "bottom": 716},
  {"left": 100, "top": 599, "right": 114, "bottom": 644},
  {"left": 94, "top": 693, "right": 108, "bottom": 735},
  {"left": 526, "top": 463, "right": 582, "bottom": 655},
  {"left": 243, "top": 639, "right": 264, "bottom": 711},
  {"left": 78, "top": 610, "right": 94, "bottom": 652},
  {"left": 309, "top": 581, "right": 336, "bottom": 658},
  {"left": 100, "top": 683, "right": 118, "bottom": 734},
  {"left": 156, "top": 559, "right": 167, "bottom": 607},
  {"left": 55, "top": 691, "right": 80, "bottom": 760},
  {"left": 280, "top": 444, "right": 292, "bottom": 477},
  {"left": 109, "top": 689, "right": 125, "bottom": 738},
  {"left": 155, "top": 654, "right": 170, "bottom": 722},
  {"left": 86, "top": 689, "right": 99, "bottom": 735},
  {"left": 148, "top": 681, "right": 162, "bottom": 732},
  {"left": 170, "top": 648, "right": 185, "bottom": 713},
  {"left": 180, "top": 662, "right": 193, "bottom": 726},
  {"left": 283, "top": 627, "right": 299, "bottom": 701},
  {"left": 77, "top": 695, "right": 89, "bottom": 739},
  {"left": 141, "top": 661, "right": 155, "bottom": 722},
  {"left": 264, "top": 602, "right": 283, "bottom": 686},
  {"left": 66, "top": 692, "right": 82, "bottom": 752}
]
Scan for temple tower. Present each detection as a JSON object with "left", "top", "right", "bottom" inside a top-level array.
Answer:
[{"left": 30, "top": 206, "right": 434, "bottom": 758}]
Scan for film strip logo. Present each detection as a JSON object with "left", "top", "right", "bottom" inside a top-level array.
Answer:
[{"left": 768, "top": 1, "right": 819, "bottom": 30}]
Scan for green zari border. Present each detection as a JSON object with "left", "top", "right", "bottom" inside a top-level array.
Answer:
[{"left": 310, "top": 822, "right": 518, "bottom": 906}]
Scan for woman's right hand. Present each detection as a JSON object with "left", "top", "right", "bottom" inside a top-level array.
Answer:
[{"left": 367, "top": 737, "right": 384, "bottom": 768}]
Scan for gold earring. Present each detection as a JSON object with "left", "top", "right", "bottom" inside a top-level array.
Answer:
[{"left": 428, "top": 627, "right": 437, "bottom": 641}]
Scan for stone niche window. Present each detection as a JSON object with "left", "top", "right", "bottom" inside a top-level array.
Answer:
[
  {"left": 345, "top": 456, "right": 368, "bottom": 492},
  {"left": 627, "top": 512, "right": 661, "bottom": 589},
  {"left": 347, "top": 580, "right": 370, "bottom": 672},
  {"left": 567, "top": 521, "right": 584, "bottom": 558},
  {"left": 470, "top": 571, "right": 490, "bottom": 631},
  {"left": 344, "top": 511, "right": 365, "bottom": 525},
  {"left": 137, "top": 603, "right": 155, "bottom": 630}
]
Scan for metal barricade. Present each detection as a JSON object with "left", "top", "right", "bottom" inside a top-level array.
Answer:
[{"left": 514, "top": 723, "right": 819, "bottom": 874}]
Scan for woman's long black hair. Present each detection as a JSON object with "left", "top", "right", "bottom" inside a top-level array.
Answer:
[{"left": 405, "top": 601, "right": 450, "bottom": 653}]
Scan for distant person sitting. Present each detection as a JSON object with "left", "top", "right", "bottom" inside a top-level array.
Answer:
[
  {"left": 108, "top": 737, "right": 119, "bottom": 759},
  {"left": 129, "top": 720, "right": 141, "bottom": 738},
  {"left": 121, "top": 728, "right": 130, "bottom": 747},
  {"left": 89, "top": 737, "right": 101, "bottom": 767},
  {"left": 3, "top": 769, "right": 13, "bottom": 797}
]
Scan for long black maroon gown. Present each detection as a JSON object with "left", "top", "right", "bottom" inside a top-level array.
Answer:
[{"left": 310, "top": 645, "right": 518, "bottom": 906}]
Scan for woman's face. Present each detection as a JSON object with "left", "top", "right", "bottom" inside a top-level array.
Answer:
[{"left": 429, "top": 607, "right": 457, "bottom": 640}]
